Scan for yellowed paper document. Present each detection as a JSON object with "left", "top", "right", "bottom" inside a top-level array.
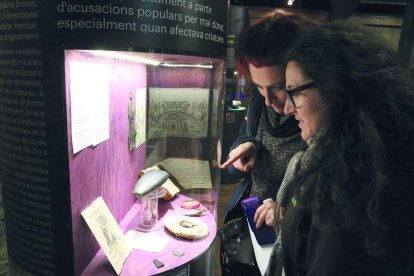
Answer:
[
  {"left": 157, "top": 158, "right": 212, "bottom": 189},
  {"left": 81, "top": 197, "right": 132, "bottom": 275}
]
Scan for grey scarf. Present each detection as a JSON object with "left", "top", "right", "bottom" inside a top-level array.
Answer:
[{"left": 264, "top": 138, "right": 316, "bottom": 276}]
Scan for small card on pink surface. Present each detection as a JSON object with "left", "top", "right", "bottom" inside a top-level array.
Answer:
[{"left": 125, "top": 230, "right": 170, "bottom": 252}]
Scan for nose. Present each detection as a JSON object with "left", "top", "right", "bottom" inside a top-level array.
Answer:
[
  {"left": 263, "top": 89, "right": 273, "bottom": 107},
  {"left": 284, "top": 99, "right": 295, "bottom": 115}
]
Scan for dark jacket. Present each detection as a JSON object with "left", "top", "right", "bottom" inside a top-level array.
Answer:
[{"left": 280, "top": 190, "right": 413, "bottom": 276}]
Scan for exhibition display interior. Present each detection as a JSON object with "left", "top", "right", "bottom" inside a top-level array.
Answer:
[{"left": 64, "top": 49, "right": 225, "bottom": 275}]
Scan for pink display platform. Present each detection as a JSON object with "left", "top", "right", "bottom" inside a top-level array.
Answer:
[{"left": 82, "top": 194, "right": 217, "bottom": 275}]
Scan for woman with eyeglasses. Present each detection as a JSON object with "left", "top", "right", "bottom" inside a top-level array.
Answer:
[
  {"left": 267, "top": 21, "right": 414, "bottom": 276},
  {"left": 219, "top": 12, "right": 318, "bottom": 275}
]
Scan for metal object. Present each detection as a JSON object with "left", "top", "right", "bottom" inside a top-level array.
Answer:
[{"left": 133, "top": 169, "right": 169, "bottom": 197}]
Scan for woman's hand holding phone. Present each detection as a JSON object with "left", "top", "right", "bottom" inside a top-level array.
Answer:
[
  {"left": 241, "top": 196, "right": 276, "bottom": 245},
  {"left": 254, "top": 199, "right": 277, "bottom": 228}
]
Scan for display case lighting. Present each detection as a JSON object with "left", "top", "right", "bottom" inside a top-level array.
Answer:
[
  {"left": 90, "top": 50, "right": 161, "bottom": 66},
  {"left": 82, "top": 51, "right": 212, "bottom": 68},
  {"left": 159, "top": 63, "right": 213, "bottom": 68},
  {"left": 287, "top": 0, "right": 294, "bottom": 6}
]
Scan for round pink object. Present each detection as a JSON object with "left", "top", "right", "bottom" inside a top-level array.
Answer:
[{"left": 180, "top": 199, "right": 200, "bottom": 209}]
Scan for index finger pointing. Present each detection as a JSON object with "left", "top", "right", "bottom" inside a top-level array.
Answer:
[{"left": 220, "top": 151, "right": 243, "bottom": 168}]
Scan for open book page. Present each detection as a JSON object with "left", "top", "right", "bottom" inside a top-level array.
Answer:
[
  {"left": 247, "top": 222, "right": 273, "bottom": 275},
  {"left": 157, "top": 158, "right": 212, "bottom": 189}
]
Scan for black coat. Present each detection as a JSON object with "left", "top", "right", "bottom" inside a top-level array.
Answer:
[{"left": 280, "top": 193, "right": 413, "bottom": 276}]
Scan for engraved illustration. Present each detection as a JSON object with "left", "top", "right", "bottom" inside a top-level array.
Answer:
[
  {"left": 128, "top": 93, "right": 137, "bottom": 150},
  {"left": 97, "top": 213, "right": 116, "bottom": 247},
  {"left": 148, "top": 88, "right": 209, "bottom": 139},
  {"left": 135, "top": 88, "right": 147, "bottom": 147}
]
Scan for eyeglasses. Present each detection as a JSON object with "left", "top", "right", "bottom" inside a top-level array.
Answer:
[{"left": 285, "top": 81, "right": 317, "bottom": 107}]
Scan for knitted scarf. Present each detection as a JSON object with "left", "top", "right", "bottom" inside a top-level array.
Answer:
[{"left": 264, "top": 137, "right": 316, "bottom": 276}]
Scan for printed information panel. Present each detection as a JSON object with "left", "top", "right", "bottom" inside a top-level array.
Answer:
[{"left": 53, "top": 0, "right": 227, "bottom": 57}]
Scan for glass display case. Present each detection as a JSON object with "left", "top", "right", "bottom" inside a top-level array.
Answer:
[{"left": 64, "top": 49, "right": 224, "bottom": 275}]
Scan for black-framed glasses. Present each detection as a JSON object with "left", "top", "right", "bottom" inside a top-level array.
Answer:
[{"left": 285, "top": 81, "right": 317, "bottom": 107}]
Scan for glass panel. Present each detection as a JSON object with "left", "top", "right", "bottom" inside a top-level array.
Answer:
[{"left": 65, "top": 49, "right": 224, "bottom": 274}]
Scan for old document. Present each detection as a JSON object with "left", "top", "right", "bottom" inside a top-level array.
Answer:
[
  {"left": 81, "top": 197, "right": 132, "bottom": 275},
  {"left": 157, "top": 158, "right": 212, "bottom": 189}
]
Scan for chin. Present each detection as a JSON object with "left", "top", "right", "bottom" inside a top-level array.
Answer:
[
  {"left": 272, "top": 106, "right": 284, "bottom": 114},
  {"left": 301, "top": 132, "right": 311, "bottom": 142}
]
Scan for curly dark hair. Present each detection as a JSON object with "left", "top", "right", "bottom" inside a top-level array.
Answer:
[
  {"left": 235, "top": 11, "right": 318, "bottom": 77},
  {"left": 284, "top": 21, "right": 414, "bottom": 257}
]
